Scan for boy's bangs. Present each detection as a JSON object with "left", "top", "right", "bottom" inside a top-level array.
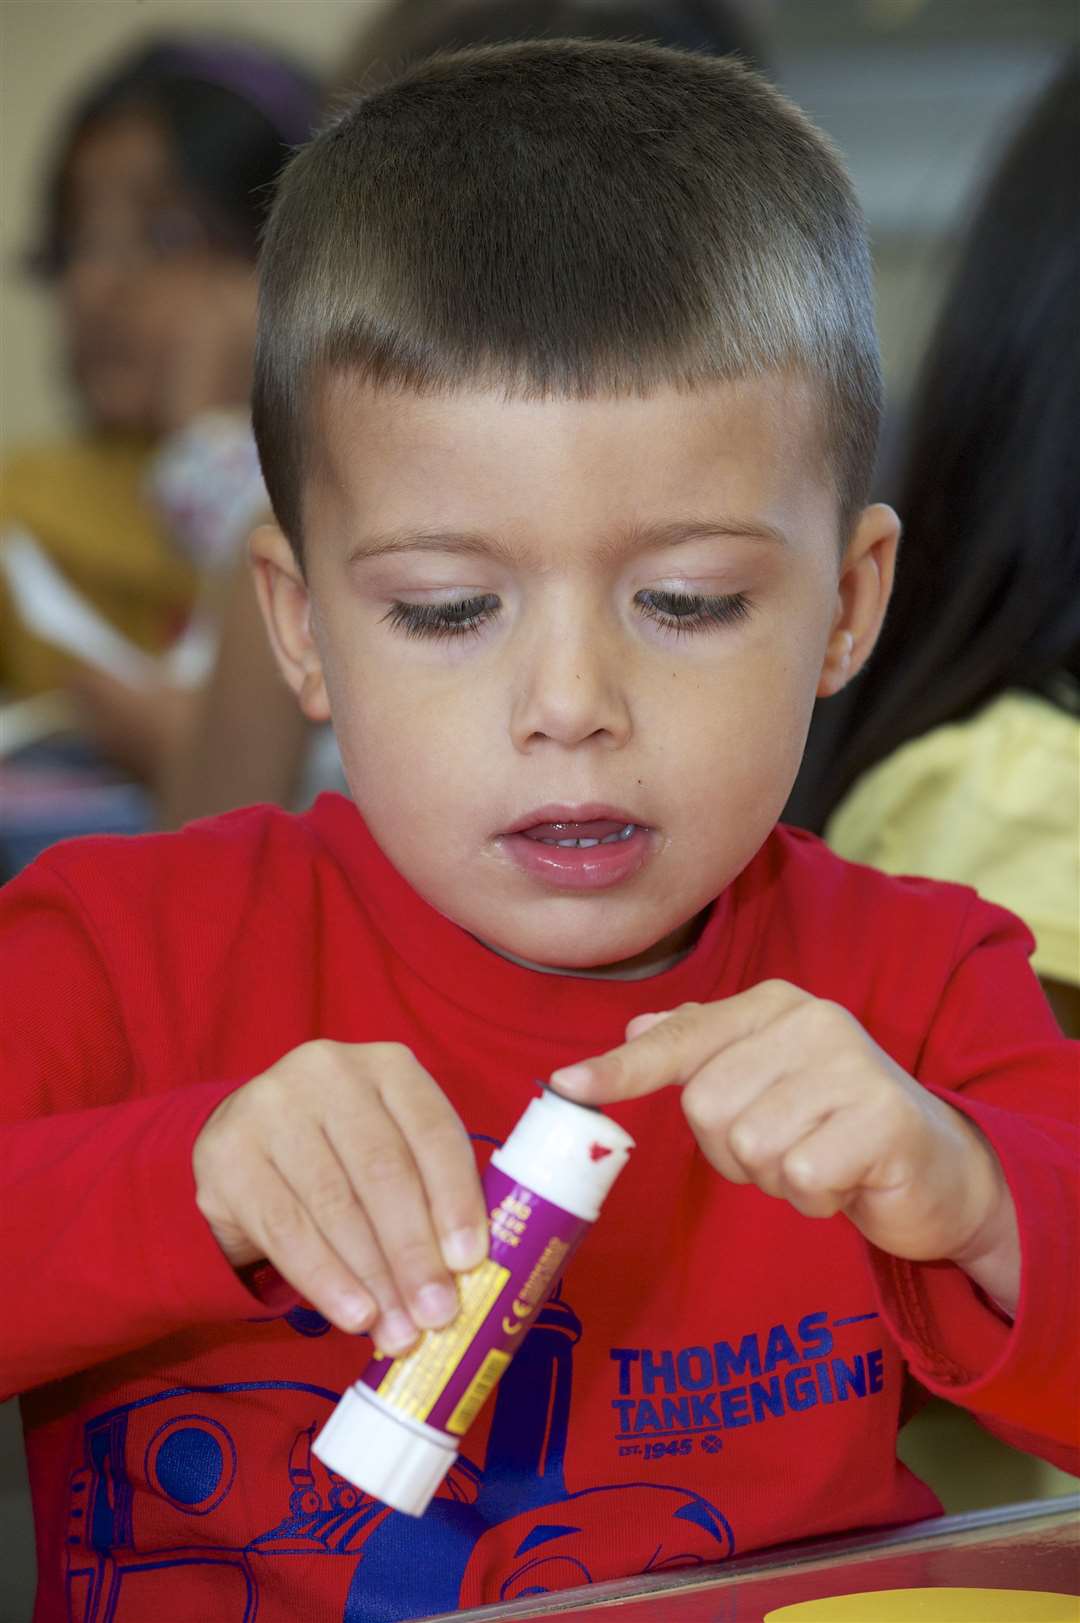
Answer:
[{"left": 253, "top": 40, "right": 882, "bottom": 555}]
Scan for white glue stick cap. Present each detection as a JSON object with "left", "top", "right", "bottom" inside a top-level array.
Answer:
[
  {"left": 491, "top": 1088, "right": 635, "bottom": 1222},
  {"left": 312, "top": 1383, "right": 456, "bottom": 1517}
]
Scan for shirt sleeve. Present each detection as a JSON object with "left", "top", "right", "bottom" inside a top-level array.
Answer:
[
  {"left": 865, "top": 895, "right": 1080, "bottom": 1472},
  {"left": 0, "top": 857, "right": 286, "bottom": 1397}
]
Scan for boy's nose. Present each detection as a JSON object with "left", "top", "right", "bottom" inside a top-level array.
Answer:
[{"left": 509, "top": 616, "right": 632, "bottom": 753}]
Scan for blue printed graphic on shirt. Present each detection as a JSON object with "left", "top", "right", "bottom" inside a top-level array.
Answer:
[
  {"left": 607, "top": 1310, "right": 886, "bottom": 1451},
  {"left": 62, "top": 1125, "right": 882, "bottom": 1622},
  {"left": 64, "top": 1287, "right": 737, "bottom": 1623}
]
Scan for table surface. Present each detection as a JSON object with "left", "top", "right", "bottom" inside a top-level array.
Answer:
[{"left": 422, "top": 1496, "right": 1080, "bottom": 1623}]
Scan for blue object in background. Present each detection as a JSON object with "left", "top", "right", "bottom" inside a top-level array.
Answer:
[{"left": 0, "top": 738, "right": 152, "bottom": 879}]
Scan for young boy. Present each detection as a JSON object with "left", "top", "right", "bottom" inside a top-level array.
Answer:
[{"left": 3, "top": 40, "right": 1076, "bottom": 1623}]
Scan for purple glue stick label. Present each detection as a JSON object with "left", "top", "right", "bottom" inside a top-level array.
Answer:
[{"left": 361, "top": 1164, "right": 588, "bottom": 1439}]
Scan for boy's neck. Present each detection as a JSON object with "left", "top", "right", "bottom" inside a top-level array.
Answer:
[{"left": 475, "top": 910, "right": 709, "bottom": 982}]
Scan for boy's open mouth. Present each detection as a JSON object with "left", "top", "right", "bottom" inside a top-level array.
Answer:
[
  {"left": 521, "top": 819, "right": 637, "bottom": 849},
  {"left": 498, "top": 806, "right": 653, "bottom": 890}
]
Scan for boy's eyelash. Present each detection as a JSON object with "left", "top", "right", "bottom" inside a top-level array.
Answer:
[
  {"left": 635, "top": 589, "right": 752, "bottom": 633},
  {"left": 382, "top": 589, "right": 752, "bottom": 640},
  {"left": 382, "top": 595, "right": 501, "bottom": 640}
]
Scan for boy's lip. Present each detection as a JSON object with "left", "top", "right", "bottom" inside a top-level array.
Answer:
[
  {"left": 497, "top": 804, "right": 655, "bottom": 891},
  {"left": 502, "top": 803, "right": 647, "bottom": 838}
]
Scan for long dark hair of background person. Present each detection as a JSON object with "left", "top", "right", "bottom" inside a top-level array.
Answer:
[
  {"left": 794, "top": 53, "right": 1080, "bottom": 833},
  {"left": 29, "top": 37, "right": 317, "bottom": 280}
]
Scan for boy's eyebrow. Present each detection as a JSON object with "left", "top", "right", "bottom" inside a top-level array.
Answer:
[
  {"left": 346, "top": 518, "right": 789, "bottom": 566},
  {"left": 609, "top": 517, "right": 790, "bottom": 556},
  {"left": 347, "top": 530, "right": 520, "bottom": 566}
]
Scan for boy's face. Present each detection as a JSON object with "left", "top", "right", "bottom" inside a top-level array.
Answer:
[{"left": 255, "top": 376, "right": 897, "bottom": 971}]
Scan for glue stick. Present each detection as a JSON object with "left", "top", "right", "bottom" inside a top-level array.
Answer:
[{"left": 312, "top": 1086, "right": 634, "bottom": 1516}]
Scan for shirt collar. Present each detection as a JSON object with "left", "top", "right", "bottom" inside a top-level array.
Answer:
[{"left": 307, "top": 793, "right": 768, "bottom": 1046}]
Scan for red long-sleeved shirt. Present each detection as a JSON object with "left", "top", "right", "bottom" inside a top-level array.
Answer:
[{"left": 2, "top": 795, "right": 1077, "bottom": 1623}]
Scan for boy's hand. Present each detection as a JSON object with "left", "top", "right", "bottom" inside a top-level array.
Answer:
[
  {"left": 551, "top": 983, "right": 1019, "bottom": 1311},
  {"left": 193, "top": 1042, "right": 489, "bottom": 1352}
]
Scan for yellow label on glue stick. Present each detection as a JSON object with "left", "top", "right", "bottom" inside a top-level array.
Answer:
[{"left": 375, "top": 1257, "right": 511, "bottom": 1422}]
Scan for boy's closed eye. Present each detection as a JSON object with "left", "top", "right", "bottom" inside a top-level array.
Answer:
[{"left": 380, "top": 588, "right": 754, "bottom": 642}]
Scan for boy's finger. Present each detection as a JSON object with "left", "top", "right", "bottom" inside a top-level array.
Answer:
[
  {"left": 719, "top": 1063, "right": 851, "bottom": 1184},
  {"left": 329, "top": 1104, "right": 461, "bottom": 1334},
  {"left": 270, "top": 1124, "right": 420, "bottom": 1354},
  {"left": 235, "top": 1157, "right": 379, "bottom": 1336},
  {"left": 380, "top": 1060, "right": 489, "bottom": 1278},
  {"left": 551, "top": 981, "right": 804, "bottom": 1103},
  {"left": 624, "top": 1011, "right": 673, "bottom": 1040},
  {"left": 775, "top": 1111, "right": 871, "bottom": 1220}
]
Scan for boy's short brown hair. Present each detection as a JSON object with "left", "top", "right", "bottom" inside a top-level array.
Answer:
[{"left": 254, "top": 40, "right": 881, "bottom": 559}]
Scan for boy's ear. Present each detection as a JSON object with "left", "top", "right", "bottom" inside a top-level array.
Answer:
[
  {"left": 248, "top": 524, "right": 331, "bottom": 722},
  {"left": 817, "top": 503, "right": 901, "bottom": 698}
]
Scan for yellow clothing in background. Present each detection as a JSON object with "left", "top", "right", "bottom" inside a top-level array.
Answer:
[
  {"left": 0, "top": 438, "right": 198, "bottom": 697},
  {"left": 826, "top": 690, "right": 1079, "bottom": 987},
  {"left": 830, "top": 688, "right": 1080, "bottom": 1511}
]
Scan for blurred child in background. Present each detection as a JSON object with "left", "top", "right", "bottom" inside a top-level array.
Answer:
[
  {"left": 819, "top": 57, "right": 1080, "bottom": 1037},
  {"left": 0, "top": 37, "right": 317, "bottom": 783}
]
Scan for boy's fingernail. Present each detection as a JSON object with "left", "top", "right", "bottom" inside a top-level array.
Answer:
[
  {"left": 442, "top": 1226, "right": 488, "bottom": 1272},
  {"left": 377, "top": 1310, "right": 418, "bottom": 1355},
  {"left": 626, "top": 1011, "right": 666, "bottom": 1036},
  {"left": 549, "top": 1064, "right": 592, "bottom": 1093},
  {"left": 414, "top": 1280, "right": 459, "bottom": 1328},
  {"left": 338, "top": 1293, "right": 375, "bottom": 1333}
]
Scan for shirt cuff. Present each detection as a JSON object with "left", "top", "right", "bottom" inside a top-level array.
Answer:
[{"left": 867, "top": 1090, "right": 1079, "bottom": 1451}]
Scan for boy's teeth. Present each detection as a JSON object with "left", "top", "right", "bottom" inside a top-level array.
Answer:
[{"left": 537, "top": 823, "right": 637, "bottom": 848}]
